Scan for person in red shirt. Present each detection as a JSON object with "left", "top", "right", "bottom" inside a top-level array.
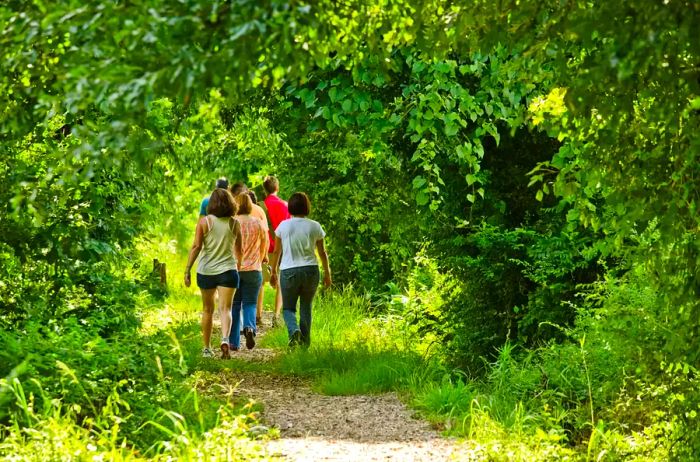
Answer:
[{"left": 263, "top": 176, "right": 290, "bottom": 326}]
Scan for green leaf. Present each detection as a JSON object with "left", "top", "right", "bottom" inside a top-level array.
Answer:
[
  {"left": 416, "top": 190, "right": 429, "bottom": 205},
  {"left": 691, "top": 97, "right": 700, "bottom": 110},
  {"left": 329, "top": 87, "right": 339, "bottom": 103},
  {"left": 412, "top": 176, "right": 427, "bottom": 189},
  {"left": 444, "top": 123, "right": 459, "bottom": 137},
  {"left": 466, "top": 174, "right": 477, "bottom": 186},
  {"left": 566, "top": 208, "right": 580, "bottom": 222}
]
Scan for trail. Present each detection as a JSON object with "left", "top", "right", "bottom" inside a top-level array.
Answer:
[{"left": 212, "top": 312, "right": 463, "bottom": 462}]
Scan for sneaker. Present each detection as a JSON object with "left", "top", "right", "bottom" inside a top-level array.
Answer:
[
  {"left": 244, "top": 327, "right": 256, "bottom": 350},
  {"left": 202, "top": 347, "right": 214, "bottom": 358},
  {"left": 289, "top": 330, "right": 302, "bottom": 348},
  {"left": 220, "top": 342, "right": 231, "bottom": 359}
]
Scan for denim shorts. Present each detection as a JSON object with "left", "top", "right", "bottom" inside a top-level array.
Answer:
[{"left": 197, "top": 269, "right": 239, "bottom": 290}]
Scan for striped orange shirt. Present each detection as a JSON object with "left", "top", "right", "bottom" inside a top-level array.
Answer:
[{"left": 235, "top": 215, "right": 267, "bottom": 272}]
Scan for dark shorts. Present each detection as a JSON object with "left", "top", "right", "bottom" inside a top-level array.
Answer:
[{"left": 197, "top": 270, "right": 239, "bottom": 290}]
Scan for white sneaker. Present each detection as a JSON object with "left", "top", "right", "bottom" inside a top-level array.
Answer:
[{"left": 202, "top": 347, "right": 214, "bottom": 358}]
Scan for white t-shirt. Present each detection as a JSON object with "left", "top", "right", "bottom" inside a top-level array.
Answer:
[{"left": 275, "top": 217, "right": 326, "bottom": 270}]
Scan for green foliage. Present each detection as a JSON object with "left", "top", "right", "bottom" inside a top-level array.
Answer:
[
  {"left": 0, "top": 381, "right": 267, "bottom": 461},
  {"left": 259, "top": 288, "right": 422, "bottom": 395},
  {"left": 400, "top": 220, "right": 597, "bottom": 375},
  {"left": 2, "top": 0, "right": 700, "bottom": 457}
]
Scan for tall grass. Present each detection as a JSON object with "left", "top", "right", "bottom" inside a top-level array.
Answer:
[
  {"left": 251, "top": 287, "right": 426, "bottom": 395},
  {"left": 0, "top": 225, "right": 273, "bottom": 461},
  {"left": 0, "top": 380, "right": 268, "bottom": 461}
]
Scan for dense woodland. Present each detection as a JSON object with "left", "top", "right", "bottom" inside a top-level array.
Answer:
[{"left": 1, "top": 1, "right": 699, "bottom": 460}]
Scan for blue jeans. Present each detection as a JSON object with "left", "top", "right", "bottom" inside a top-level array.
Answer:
[
  {"left": 280, "top": 265, "right": 320, "bottom": 346},
  {"left": 229, "top": 271, "right": 263, "bottom": 348}
]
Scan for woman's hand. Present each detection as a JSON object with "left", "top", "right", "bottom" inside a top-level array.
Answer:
[
  {"left": 323, "top": 272, "right": 332, "bottom": 288},
  {"left": 184, "top": 272, "right": 191, "bottom": 288}
]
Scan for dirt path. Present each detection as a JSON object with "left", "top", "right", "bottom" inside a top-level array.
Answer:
[
  {"left": 233, "top": 372, "right": 461, "bottom": 461},
  {"left": 218, "top": 316, "right": 464, "bottom": 461}
]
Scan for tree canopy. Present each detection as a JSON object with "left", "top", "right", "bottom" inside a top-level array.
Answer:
[{"left": 2, "top": 0, "right": 700, "bottom": 458}]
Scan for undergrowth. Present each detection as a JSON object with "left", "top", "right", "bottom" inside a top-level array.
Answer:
[
  {"left": 0, "top": 236, "right": 272, "bottom": 461},
  {"left": 0, "top": 211, "right": 684, "bottom": 461}
]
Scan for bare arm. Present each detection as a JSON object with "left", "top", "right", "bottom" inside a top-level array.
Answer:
[
  {"left": 316, "top": 238, "right": 332, "bottom": 288},
  {"left": 269, "top": 236, "right": 283, "bottom": 288},
  {"left": 259, "top": 226, "right": 268, "bottom": 265},
  {"left": 232, "top": 220, "right": 243, "bottom": 271},
  {"left": 184, "top": 217, "right": 207, "bottom": 287}
]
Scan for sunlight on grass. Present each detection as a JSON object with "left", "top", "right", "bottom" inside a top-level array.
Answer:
[{"left": 251, "top": 288, "right": 427, "bottom": 396}]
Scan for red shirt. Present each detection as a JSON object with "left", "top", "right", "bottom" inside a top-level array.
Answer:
[{"left": 264, "top": 193, "right": 290, "bottom": 252}]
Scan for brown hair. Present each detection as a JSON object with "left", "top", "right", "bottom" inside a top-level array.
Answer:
[
  {"left": 235, "top": 192, "right": 253, "bottom": 215},
  {"left": 247, "top": 190, "right": 258, "bottom": 205},
  {"left": 287, "top": 192, "right": 311, "bottom": 216},
  {"left": 207, "top": 188, "right": 237, "bottom": 217},
  {"left": 230, "top": 181, "right": 247, "bottom": 195},
  {"left": 263, "top": 176, "right": 279, "bottom": 195}
]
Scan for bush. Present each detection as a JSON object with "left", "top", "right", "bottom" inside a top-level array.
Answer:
[{"left": 399, "top": 223, "right": 598, "bottom": 375}]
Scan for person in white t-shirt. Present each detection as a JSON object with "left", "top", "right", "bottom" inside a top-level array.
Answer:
[{"left": 269, "top": 192, "right": 331, "bottom": 347}]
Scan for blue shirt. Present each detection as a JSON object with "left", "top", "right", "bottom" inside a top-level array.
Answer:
[{"left": 199, "top": 197, "right": 209, "bottom": 216}]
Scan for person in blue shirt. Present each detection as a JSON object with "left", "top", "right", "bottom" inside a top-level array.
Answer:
[{"left": 200, "top": 177, "right": 229, "bottom": 216}]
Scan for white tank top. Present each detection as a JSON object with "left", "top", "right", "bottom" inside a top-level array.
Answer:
[{"left": 197, "top": 216, "right": 238, "bottom": 275}]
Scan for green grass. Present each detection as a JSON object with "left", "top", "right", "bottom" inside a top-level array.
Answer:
[
  {"left": 2, "top": 230, "right": 669, "bottom": 461},
  {"left": 251, "top": 287, "right": 425, "bottom": 395},
  {"left": 0, "top": 237, "right": 273, "bottom": 461},
  {"left": 150, "top": 243, "right": 423, "bottom": 398}
]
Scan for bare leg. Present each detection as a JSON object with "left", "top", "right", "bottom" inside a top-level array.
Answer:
[
  {"left": 218, "top": 286, "right": 236, "bottom": 344},
  {"left": 256, "top": 284, "right": 264, "bottom": 324},
  {"left": 275, "top": 285, "right": 283, "bottom": 318},
  {"left": 200, "top": 288, "right": 217, "bottom": 349}
]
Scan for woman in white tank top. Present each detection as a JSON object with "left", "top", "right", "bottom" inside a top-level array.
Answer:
[{"left": 185, "top": 188, "right": 243, "bottom": 359}]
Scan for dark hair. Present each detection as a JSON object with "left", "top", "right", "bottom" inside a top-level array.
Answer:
[
  {"left": 215, "top": 177, "right": 229, "bottom": 189},
  {"left": 235, "top": 193, "right": 253, "bottom": 215},
  {"left": 263, "top": 176, "right": 279, "bottom": 195},
  {"left": 288, "top": 192, "right": 311, "bottom": 216},
  {"left": 207, "top": 188, "right": 237, "bottom": 217},
  {"left": 247, "top": 190, "right": 258, "bottom": 205},
  {"left": 230, "top": 181, "right": 247, "bottom": 195}
]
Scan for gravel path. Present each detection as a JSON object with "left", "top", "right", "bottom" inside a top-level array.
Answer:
[
  {"left": 212, "top": 314, "right": 465, "bottom": 461},
  {"left": 232, "top": 372, "right": 462, "bottom": 461}
]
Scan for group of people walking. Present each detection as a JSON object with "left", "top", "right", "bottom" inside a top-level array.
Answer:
[{"left": 184, "top": 176, "right": 331, "bottom": 359}]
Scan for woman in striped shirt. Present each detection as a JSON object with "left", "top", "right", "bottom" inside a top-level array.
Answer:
[{"left": 230, "top": 193, "right": 268, "bottom": 350}]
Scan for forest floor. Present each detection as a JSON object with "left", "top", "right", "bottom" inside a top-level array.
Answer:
[{"left": 199, "top": 311, "right": 463, "bottom": 461}]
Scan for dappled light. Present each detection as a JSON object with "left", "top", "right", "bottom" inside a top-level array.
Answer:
[{"left": 2, "top": 1, "right": 699, "bottom": 460}]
